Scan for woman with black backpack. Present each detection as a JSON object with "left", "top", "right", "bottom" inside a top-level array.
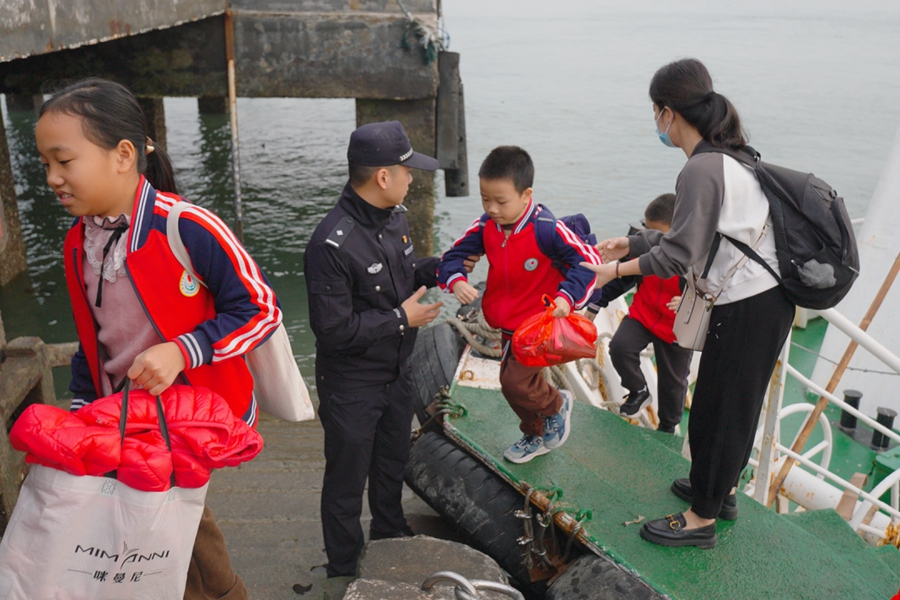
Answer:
[{"left": 583, "top": 58, "right": 795, "bottom": 549}]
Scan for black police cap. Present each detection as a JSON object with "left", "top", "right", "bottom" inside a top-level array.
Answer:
[{"left": 347, "top": 121, "right": 439, "bottom": 171}]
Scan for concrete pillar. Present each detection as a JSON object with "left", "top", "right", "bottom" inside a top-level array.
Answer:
[
  {"left": 356, "top": 98, "right": 436, "bottom": 256},
  {"left": 137, "top": 97, "right": 167, "bottom": 152},
  {"left": 4, "top": 93, "right": 42, "bottom": 113},
  {"left": 198, "top": 96, "right": 229, "bottom": 114},
  {"left": 0, "top": 115, "right": 28, "bottom": 287}
]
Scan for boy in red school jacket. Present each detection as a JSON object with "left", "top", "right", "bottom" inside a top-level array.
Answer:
[
  {"left": 437, "top": 146, "right": 601, "bottom": 463},
  {"left": 587, "top": 193, "right": 691, "bottom": 433}
]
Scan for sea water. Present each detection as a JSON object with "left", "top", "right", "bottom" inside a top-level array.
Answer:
[{"left": 2, "top": 0, "right": 899, "bottom": 399}]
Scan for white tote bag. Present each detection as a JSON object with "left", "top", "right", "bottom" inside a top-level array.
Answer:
[
  {"left": 166, "top": 201, "right": 314, "bottom": 422},
  {"left": 0, "top": 465, "right": 208, "bottom": 600}
]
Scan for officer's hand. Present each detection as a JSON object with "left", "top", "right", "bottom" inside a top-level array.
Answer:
[
  {"left": 127, "top": 342, "right": 186, "bottom": 396},
  {"left": 552, "top": 296, "right": 571, "bottom": 318},
  {"left": 452, "top": 280, "right": 480, "bottom": 305},
  {"left": 402, "top": 286, "right": 444, "bottom": 328},
  {"left": 463, "top": 254, "right": 482, "bottom": 273}
]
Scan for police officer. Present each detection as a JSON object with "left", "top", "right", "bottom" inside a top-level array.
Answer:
[{"left": 304, "top": 121, "right": 445, "bottom": 577}]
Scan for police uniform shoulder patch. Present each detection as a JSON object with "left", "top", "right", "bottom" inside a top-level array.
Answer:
[{"left": 325, "top": 216, "right": 355, "bottom": 249}]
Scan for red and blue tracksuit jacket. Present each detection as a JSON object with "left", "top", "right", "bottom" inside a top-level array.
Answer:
[
  {"left": 64, "top": 176, "right": 282, "bottom": 425},
  {"left": 437, "top": 199, "right": 601, "bottom": 337}
]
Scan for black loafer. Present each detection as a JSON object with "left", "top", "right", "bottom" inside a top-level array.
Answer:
[
  {"left": 640, "top": 513, "right": 717, "bottom": 549},
  {"left": 670, "top": 478, "right": 739, "bottom": 521},
  {"left": 369, "top": 524, "right": 415, "bottom": 541}
]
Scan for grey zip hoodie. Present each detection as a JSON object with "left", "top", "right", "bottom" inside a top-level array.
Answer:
[{"left": 627, "top": 149, "right": 779, "bottom": 305}]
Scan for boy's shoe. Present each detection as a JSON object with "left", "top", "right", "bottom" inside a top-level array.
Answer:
[
  {"left": 543, "top": 390, "right": 573, "bottom": 450},
  {"left": 670, "top": 478, "right": 739, "bottom": 521},
  {"left": 619, "top": 388, "right": 651, "bottom": 417},
  {"left": 503, "top": 434, "right": 550, "bottom": 464}
]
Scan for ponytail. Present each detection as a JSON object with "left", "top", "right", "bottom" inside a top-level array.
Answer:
[
  {"left": 40, "top": 78, "right": 178, "bottom": 193},
  {"left": 145, "top": 144, "right": 178, "bottom": 194},
  {"left": 649, "top": 59, "right": 747, "bottom": 150}
]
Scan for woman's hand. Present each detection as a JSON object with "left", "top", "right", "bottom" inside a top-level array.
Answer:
[
  {"left": 667, "top": 295, "right": 681, "bottom": 311},
  {"left": 596, "top": 236, "right": 630, "bottom": 263},
  {"left": 579, "top": 261, "right": 619, "bottom": 289},
  {"left": 127, "top": 342, "right": 186, "bottom": 396}
]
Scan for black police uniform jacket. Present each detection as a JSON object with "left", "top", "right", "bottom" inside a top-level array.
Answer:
[{"left": 304, "top": 183, "right": 439, "bottom": 389}]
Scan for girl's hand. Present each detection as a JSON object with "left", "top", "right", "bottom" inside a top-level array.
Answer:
[
  {"left": 579, "top": 261, "right": 618, "bottom": 289},
  {"left": 127, "top": 342, "right": 186, "bottom": 396},
  {"left": 667, "top": 295, "right": 682, "bottom": 311},
  {"left": 452, "top": 280, "right": 480, "bottom": 305},
  {"left": 596, "top": 237, "right": 630, "bottom": 262},
  {"left": 552, "top": 296, "right": 571, "bottom": 318}
]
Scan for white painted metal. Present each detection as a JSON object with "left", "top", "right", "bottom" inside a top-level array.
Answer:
[
  {"left": 755, "top": 336, "right": 790, "bottom": 504},
  {"left": 813, "top": 308, "right": 900, "bottom": 375},
  {"left": 786, "top": 364, "right": 900, "bottom": 446},
  {"left": 813, "top": 122, "right": 900, "bottom": 416}
]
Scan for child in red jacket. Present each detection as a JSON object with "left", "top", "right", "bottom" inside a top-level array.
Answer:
[
  {"left": 589, "top": 194, "right": 691, "bottom": 433},
  {"left": 438, "top": 146, "right": 601, "bottom": 463}
]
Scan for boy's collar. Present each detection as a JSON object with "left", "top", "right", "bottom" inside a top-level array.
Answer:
[{"left": 511, "top": 197, "right": 536, "bottom": 234}]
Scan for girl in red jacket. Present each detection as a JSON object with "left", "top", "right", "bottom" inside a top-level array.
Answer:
[{"left": 35, "top": 78, "right": 280, "bottom": 600}]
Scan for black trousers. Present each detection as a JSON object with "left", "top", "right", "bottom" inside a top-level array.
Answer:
[
  {"left": 609, "top": 316, "right": 693, "bottom": 430},
  {"left": 688, "top": 286, "right": 794, "bottom": 519},
  {"left": 318, "top": 370, "right": 413, "bottom": 577}
]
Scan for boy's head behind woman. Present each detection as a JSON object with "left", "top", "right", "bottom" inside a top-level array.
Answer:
[
  {"left": 644, "top": 193, "right": 675, "bottom": 234},
  {"left": 479, "top": 146, "right": 534, "bottom": 226}
]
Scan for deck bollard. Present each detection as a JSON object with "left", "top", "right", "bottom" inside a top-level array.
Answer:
[
  {"left": 871, "top": 407, "right": 897, "bottom": 450},
  {"left": 838, "top": 389, "right": 863, "bottom": 432}
]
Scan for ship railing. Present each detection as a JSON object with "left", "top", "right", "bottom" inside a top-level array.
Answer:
[{"left": 752, "top": 307, "right": 900, "bottom": 543}]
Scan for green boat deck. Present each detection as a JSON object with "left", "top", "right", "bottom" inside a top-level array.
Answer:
[{"left": 443, "top": 383, "right": 900, "bottom": 599}]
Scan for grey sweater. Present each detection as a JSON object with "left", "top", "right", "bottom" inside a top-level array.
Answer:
[{"left": 628, "top": 150, "right": 779, "bottom": 305}]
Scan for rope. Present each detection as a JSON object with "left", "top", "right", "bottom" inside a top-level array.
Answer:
[
  {"left": 445, "top": 312, "right": 503, "bottom": 358},
  {"left": 396, "top": 0, "right": 446, "bottom": 65},
  {"left": 542, "top": 365, "right": 573, "bottom": 392},
  {"left": 791, "top": 341, "right": 900, "bottom": 376}
]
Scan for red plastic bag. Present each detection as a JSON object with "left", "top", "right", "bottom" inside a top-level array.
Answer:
[{"left": 512, "top": 295, "right": 598, "bottom": 367}]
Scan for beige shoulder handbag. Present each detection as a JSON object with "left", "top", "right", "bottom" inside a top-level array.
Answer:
[
  {"left": 673, "top": 225, "right": 769, "bottom": 351},
  {"left": 166, "top": 201, "right": 314, "bottom": 422}
]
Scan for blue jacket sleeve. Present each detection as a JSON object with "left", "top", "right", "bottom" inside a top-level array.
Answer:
[
  {"left": 550, "top": 221, "right": 603, "bottom": 309},
  {"left": 437, "top": 217, "right": 486, "bottom": 293},
  {"left": 173, "top": 207, "right": 283, "bottom": 369},
  {"left": 68, "top": 344, "right": 98, "bottom": 410},
  {"left": 586, "top": 276, "right": 638, "bottom": 312}
]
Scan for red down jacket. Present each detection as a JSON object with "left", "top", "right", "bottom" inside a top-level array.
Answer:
[{"left": 10, "top": 385, "right": 263, "bottom": 492}]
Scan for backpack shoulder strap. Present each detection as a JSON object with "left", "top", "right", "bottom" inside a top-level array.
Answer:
[
  {"left": 166, "top": 201, "right": 208, "bottom": 289},
  {"left": 533, "top": 203, "right": 558, "bottom": 259},
  {"left": 721, "top": 233, "right": 782, "bottom": 284},
  {"left": 691, "top": 140, "right": 760, "bottom": 169}
]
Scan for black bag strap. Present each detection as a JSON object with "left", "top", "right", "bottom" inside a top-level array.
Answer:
[
  {"left": 721, "top": 233, "right": 782, "bottom": 284},
  {"left": 105, "top": 381, "right": 177, "bottom": 488},
  {"left": 699, "top": 233, "right": 721, "bottom": 280}
]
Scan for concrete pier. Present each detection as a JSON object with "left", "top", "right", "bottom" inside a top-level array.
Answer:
[
  {"left": 0, "top": 0, "right": 466, "bottom": 281},
  {"left": 0, "top": 115, "right": 27, "bottom": 286}
]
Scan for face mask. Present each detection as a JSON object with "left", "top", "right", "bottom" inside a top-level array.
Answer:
[{"left": 655, "top": 109, "right": 676, "bottom": 148}]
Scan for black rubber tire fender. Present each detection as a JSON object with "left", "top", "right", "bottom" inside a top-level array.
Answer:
[
  {"left": 404, "top": 431, "right": 547, "bottom": 598},
  {"left": 545, "top": 553, "right": 662, "bottom": 600},
  {"left": 410, "top": 321, "right": 465, "bottom": 426}
]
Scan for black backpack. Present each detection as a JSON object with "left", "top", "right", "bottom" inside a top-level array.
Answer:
[{"left": 695, "top": 142, "right": 860, "bottom": 309}]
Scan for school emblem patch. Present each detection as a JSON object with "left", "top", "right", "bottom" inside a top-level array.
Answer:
[
  {"left": 180, "top": 270, "right": 200, "bottom": 297},
  {"left": 524, "top": 258, "right": 539, "bottom": 272}
]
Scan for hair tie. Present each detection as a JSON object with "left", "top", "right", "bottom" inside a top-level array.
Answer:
[
  {"left": 146, "top": 137, "right": 155, "bottom": 154},
  {"left": 704, "top": 91, "right": 717, "bottom": 103}
]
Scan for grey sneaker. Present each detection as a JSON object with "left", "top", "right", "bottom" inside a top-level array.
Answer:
[
  {"left": 503, "top": 434, "right": 550, "bottom": 464},
  {"left": 543, "top": 390, "right": 573, "bottom": 450}
]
